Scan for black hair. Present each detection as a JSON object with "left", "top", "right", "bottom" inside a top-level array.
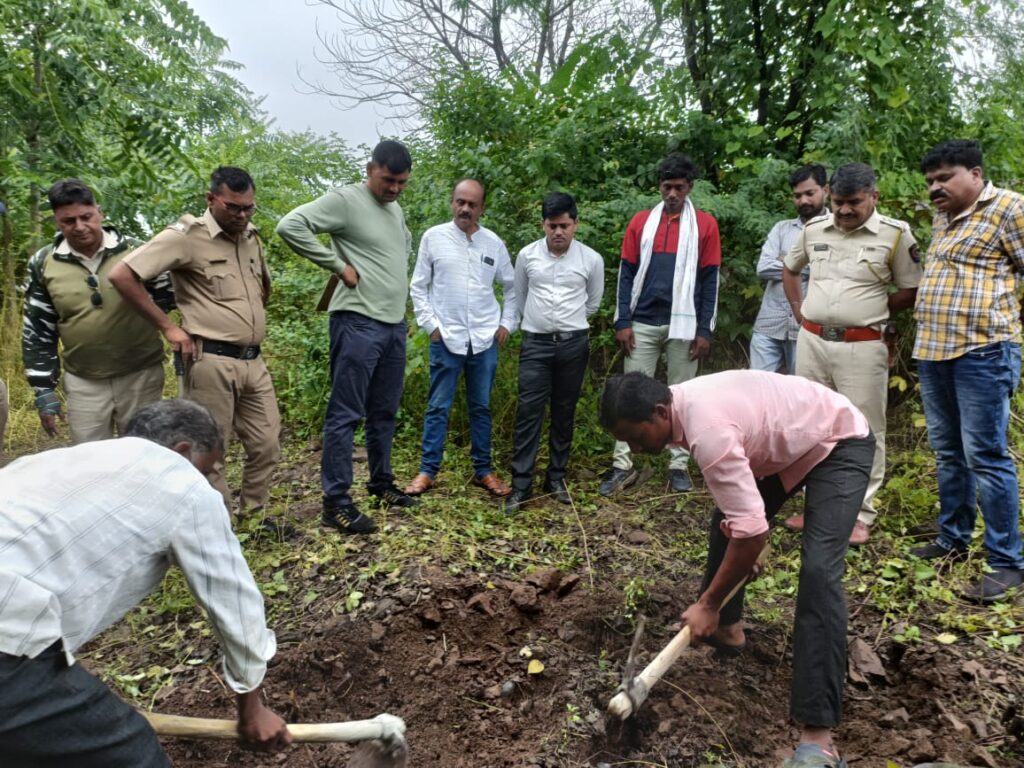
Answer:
[
  {"left": 599, "top": 372, "right": 672, "bottom": 430},
  {"left": 125, "top": 400, "right": 224, "bottom": 455},
  {"left": 47, "top": 179, "right": 97, "bottom": 210},
  {"left": 657, "top": 153, "right": 697, "bottom": 183},
  {"left": 371, "top": 140, "right": 413, "bottom": 174},
  {"left": 210, "top": 166, "right": 255, "bottom": 194},
  {"left": 789, "top": 164, "right": 828, "bottom": 189},
  {"left": 829, "top": 163, "right": 876, "bottom": 197},
  {"left": 921, "top": 139, "right": 983, "bottom": 173},
  {"left": 542, "top": 191, "right": 577, "bottom": 220}
]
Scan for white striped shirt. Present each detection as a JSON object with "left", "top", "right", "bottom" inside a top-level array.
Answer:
[
  {"left": 0, "top": 438, "right": 275, "bottom": 693},
  {"left": 410, "top": 222, "right": 517, "bottom": 354}
]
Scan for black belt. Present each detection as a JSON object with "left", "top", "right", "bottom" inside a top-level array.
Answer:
[
  {"left": 201, "top": 339, "right": 261, "bottom": 360},
  {"left": 523, "top": 329, "right": 589, "bottom": 342}
]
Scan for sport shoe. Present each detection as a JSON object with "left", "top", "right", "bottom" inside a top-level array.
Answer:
[
  {"left": 911, "top": 541, "right": 969, "bottom": 562},
  {"left": 668, "top": 468, "right": 693, "bottom": 493},
  {"left": 598, "top": 467, "right": 638, "bottom": 497},
  {"left": 369, "top": 483, "right": 421, "bottom": 509},
  {"left": 961, "top": 567, "right": 1023, "bottom": 603},
  {"left": 322, "top": 502, "right": 377, "bottom": 534}
]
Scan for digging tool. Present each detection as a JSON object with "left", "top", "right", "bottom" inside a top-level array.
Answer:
[
  {"left": 608, "top": 543, "right": 771, "bottom": 720},
  {"left": 143, "top": 711, "right": 408, "bottom": 767}
]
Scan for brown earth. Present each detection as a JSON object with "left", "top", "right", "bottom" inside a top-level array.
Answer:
[{"left": 72, "top": 448, "right": 1023, "bottom": 768}]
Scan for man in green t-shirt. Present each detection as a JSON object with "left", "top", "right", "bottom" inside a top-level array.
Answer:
[{"left": 277, "top": 141, "right": 418, "bottom": 535}]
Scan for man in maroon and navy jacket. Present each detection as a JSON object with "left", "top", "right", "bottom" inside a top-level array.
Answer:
[{"left": 600, "top": 153, "right": 721, "bottom": 497}]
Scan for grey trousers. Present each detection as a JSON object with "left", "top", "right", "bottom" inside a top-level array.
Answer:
[
  {"left": 0, "top": 643, "right": 169, "bottom": 767},
  {"left": 699, "top": 434, "right": 875, "bottom": 728}
]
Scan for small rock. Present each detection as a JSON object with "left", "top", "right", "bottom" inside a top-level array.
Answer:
[
  {"left": 960, "top": 659, "right": 983, "bottom": 679},
  {"left": 500, "top": 681, "right": 516, "bottom": 698},
  {"left": 525, "top": 567, "right": 562, "bottom": 593},
  {"left": 556, "top": 573, "right": 580, "bottom": 597},
  {"left": 881, "top": 707, "right": 911, "bottom": 726},
  {"left": 466, "top": 592, "right": 496, "bottom": 616},
  {"left": 908, "top": 737, "right": 937, "bottom": 764},
  {"left": 369, "top": 622, "right": 387, "bottom": 642},
  {"left": 968, "top": 716, "right": 988, "bottom": 739},
  {"left": 940, "top": 712, "right": 969, "bottom": 735},
  {"left": 419, "top": 604, "right": 442, "bottom": 627},
  {"left": 395, "top": 588, "right": 418, "bottom": 606},
  {"left": 625, "top": 530, "right": 652, "bottom": 545},
  {"left": 510, "top": 585, "right": 541, "bottom": 613},
  {"left": 556, "top": 624, "right": 577, "bottom": 642},
  {"left": 972, "top": 745, "right": 1000, "bottom": 768},
  {"left": 484, "top": 684, "right": 503, "bottom": 699},
  {"left": 425, "top": 658, "right": 443, "bottom": 672},
  {"left": 657, "top": 718, "right": 674, "bottom": 735}
]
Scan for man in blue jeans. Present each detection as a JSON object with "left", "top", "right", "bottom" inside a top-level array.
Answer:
[
  {"left": 912, "top": 139, "right": 1024, "bottom": 602},
  {"left": 405, "top": 179, "right": 516, "bottom": 498},
  {"left": 277, "top": 141, "right": 418, "bottom": 534}
]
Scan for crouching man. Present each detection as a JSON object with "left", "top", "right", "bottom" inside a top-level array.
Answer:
[
  {"left": 600, "top": 370, "right": 873, "bottom": 768},
  {"left": 0, "top": 399, "right": 291, "bottom": 767}
]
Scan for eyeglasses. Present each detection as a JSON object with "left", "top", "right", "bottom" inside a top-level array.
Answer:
[
  {"left": 86, "top": 274, "right": 102, "bottom": 307},
  {"left": 213, "top": 196, "right": 257, "bottom": 216}
]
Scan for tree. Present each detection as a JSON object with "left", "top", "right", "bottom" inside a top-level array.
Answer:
[
  {"left": 0, "top": 0, "right": 257, "bottom": 337},
  {"left": 306, "top": 0, "right": 660, "bottom": 113}
]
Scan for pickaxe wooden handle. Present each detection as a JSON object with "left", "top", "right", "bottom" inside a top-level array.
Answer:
[
  {"left": 143, "top": 711, "right": 407, "bottom": 745},
  {"left": 608, "top": 543, "right": 771, "bottom": 719}
]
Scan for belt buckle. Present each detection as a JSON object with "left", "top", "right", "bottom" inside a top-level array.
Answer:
[
  {"left": 821, "top": 326, "right": 844, "bottom": 342},
  {"left": 552, "top": 332, "right": 564, "bottom": 342}
]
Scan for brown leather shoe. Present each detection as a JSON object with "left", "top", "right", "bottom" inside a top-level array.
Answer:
[
  {"left": 783, "top": 514, "right": 804, "bottom": 532},
  {"left": 473, "top": 473, "right": 511, "bottom": 497},
  {"left": 848, "top": 520, "right": 870, "bottom": 546},
  {"left": 404, "top": 473, "right": 434, "bottom": 496}
]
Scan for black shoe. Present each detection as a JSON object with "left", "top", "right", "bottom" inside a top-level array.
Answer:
[
  {"left": 598, "top": 467, "right": 638, "bottom": 497},
  {"left": 543, "top": 477, "right": 572, "bottom": 504},
  {"left": 504, "top": 489, "right": 530, "bottom": 515},
  {"left": 668, "top": 468, "right": 693, "bottom": 493},
  {"left": 962, "top": 568, "right": 1023, "bottom": 603},
  {"left": 911, "top": 541, "right": 969, "bottom": 562},
  {"left": 369, "top": 483, "right": 421, "bottom": 509},
  {"left": 255, "top": 517, "right": 300, "bottom": 541},
  {"left": 322, "top": 501, "right": 377, "bottom": 534}
]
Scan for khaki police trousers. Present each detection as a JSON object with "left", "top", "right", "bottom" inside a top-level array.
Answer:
[
  {"left": 187, "top": 354, "right": 281, "bottom": 512},
  {"left": 63, "top": 364, "right": 164, "bottom": 444},
  {"left": 796, "top": 329, "right": 888, "bottom": 525},
  {"left": 612, "top": 322, "right": 699, "bottom": 471}
]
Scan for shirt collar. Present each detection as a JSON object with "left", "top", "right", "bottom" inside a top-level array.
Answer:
[
  {"left": 448, "top": 220, "right": 478, "bottom": 242},
  {"left": 826, "top": 208, "right": 880, "bottom": 235},
  {"left": 954, "top": 181, "right": 998, "bottom": 222},
  {"left": 201, "top": 208, "right": 256, "bottom": 241},
  {"left": 53, "top": 227, "right": 120, "bottom": 258},
  {"left": 540, "top": 238, "right": 574, "bottom": 259},
  {"left": 667, "top": 389, "right": 688, "bottom": 446}
]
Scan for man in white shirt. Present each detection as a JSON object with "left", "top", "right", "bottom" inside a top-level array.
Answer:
[
  {"left": 506, "top": 192, "right": 605, "bottom": 514},
  {"left": 0, "top": 400, "right": 291, "bottom": 766},
  {"left": 405, "top": 179, "right": 517, "bottom": 498}
]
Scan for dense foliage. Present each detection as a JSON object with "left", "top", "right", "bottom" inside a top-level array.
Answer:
[{"left": 3, "top": 0, "right": 1024, "bottom": 444}]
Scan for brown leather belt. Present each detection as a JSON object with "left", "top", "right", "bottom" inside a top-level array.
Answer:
[{"left": 801, "top": 319, "right": 881, "bottom": 342}]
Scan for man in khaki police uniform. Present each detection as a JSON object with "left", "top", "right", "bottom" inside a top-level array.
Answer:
[
  {"left": 783, "top": 162, "right": 921, "bottom": 545},
  {"left": 22, "top": 180, "right": 172, "bottom": 444},
  {"left": 110, "top": 167, "right": 282, "bottom": 523}
]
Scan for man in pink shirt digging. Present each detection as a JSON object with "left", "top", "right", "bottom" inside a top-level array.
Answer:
[{"left": 600, "top": 370, "right": 873, "bottom": 768}]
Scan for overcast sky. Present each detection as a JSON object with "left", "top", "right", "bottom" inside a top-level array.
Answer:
[{"left": 185, "top": 0, "right": 400, "bottom": 149}]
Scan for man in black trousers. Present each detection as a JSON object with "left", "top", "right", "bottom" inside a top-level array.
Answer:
[{"left": 505, "top": 192, "right": 605, "bottom": 513}]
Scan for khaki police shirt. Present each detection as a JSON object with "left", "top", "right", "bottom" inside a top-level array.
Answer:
[
  {"left": 784, "top": 210, "right": 921, "bottom": 329},
  {"left": 124, "top": 209, "right": 269, "bottom": 346}
]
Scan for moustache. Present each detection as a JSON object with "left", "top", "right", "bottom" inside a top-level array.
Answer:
[{"left": 930, "top": 190, "right": 948, "bottom": 201}]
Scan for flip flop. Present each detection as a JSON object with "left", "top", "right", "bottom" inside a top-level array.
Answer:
[{"left": 781, "top": 743, "right": 848, "bottom": 768}]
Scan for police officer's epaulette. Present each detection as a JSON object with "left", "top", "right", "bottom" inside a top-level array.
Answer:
[
  {"left": 878, "top": 214, "right": 911, "bottom": 232},
  {"left": 167, "top": 214, "right": 200, "bottom": 234}
]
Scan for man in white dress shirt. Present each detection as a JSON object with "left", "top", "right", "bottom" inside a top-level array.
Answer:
[
  {"left": 0, "top": 400, "right": 291, "bottom": 766},
  {"left": 405, "top": 179, "right": 517, "bottom": 498},
  {"left": 505, "top": 192, "right": 604, "bottom": 514}
]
